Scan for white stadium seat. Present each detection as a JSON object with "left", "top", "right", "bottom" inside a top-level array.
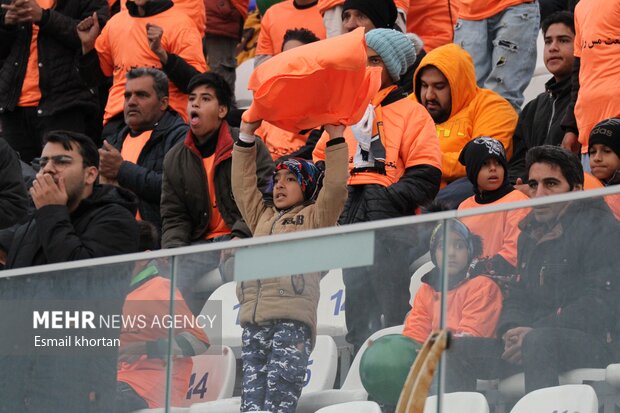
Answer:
[
  {"left": 316, "top": 401, "right": 382, "bottom": 413},
  {"left": 235, "top": 58, "right": 255, "bottom": 109},
  {"left": 424, "top": 392, "right": 490, "bottom": 413},
  {"left": 509, "top": 384, "right": 598, "bottom": 413}
]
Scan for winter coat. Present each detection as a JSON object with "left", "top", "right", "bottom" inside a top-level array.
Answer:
[
  {"left": 0, "top": 138, "right": 28, "bottom": 229},
  {"left": 499, "top": 197, "right": 620, "bottom": 344},
  {"left": 403, "top": 267, "right": 503, "bottom": 343},
  {"left": 412, "top": 43, "right": 517, "bottom": 185},
  {"left": 1, "top": 184, "right": 139, "bottom": 268},
  {"left": 313, "top": 87, "right": 442, "bottom": 224},
  {"left": 508, "top": 76, "right": 572, "bottom": 182},
  {"left": 161, "top": 122, "right": 274, "bottom": 248},
  {"left": 231, "top": 138, "right": 349, "bottom": 343},
  {"left": 0, "top": 0, "right": 108, "bottom": 116},
  {"left": 107, "top": 110, "right": 187, "bottom": 230}
]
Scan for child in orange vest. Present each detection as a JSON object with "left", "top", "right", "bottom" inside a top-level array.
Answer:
[
  {"left": 588, "top": 118, "right": 620, "bottom": 220},
  {"left": 457, "top": 137, "right": 529, "bottom": 277},
  {"left": 403, "top": 219, "right": 503, "bottom": 344}
]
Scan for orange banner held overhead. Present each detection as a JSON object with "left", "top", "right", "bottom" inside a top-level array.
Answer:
[{"left": 243, "top": 28, "right": 382, "bottom": 133}]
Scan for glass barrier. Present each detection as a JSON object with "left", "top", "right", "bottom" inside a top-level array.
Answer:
[{"left": 0, "top": 185, "right": 618, "bottom": 413}]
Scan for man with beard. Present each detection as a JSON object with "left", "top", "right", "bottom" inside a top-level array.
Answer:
[
  {"left": 412, "top": 43, "right": 518, "bottom": 208},
  {"left": 0, "top": 130, "right": 139, "bottom": 412}
]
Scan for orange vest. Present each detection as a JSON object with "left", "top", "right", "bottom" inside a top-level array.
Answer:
[
  {"left": 403, "top": 275, "right": 503, "bottom": 344},
  {"left": 121, "top": 130, "right": 152, "bottom": 220},
  {"left": 407, "top": 0, "right": 458, "bottom": 51},
  {"left": 584, "top": 172, "right": 620, "bottom": 220},
  {"left": 458, "top": 190, "right": 530, "bottom": 267},
  {"left": 117, "top": 275, "right": 209, "bottom": 408},
  {"left": 202, "top": 155, "right": 231, "bottom": 239},
  {"left": 313, "top": 89, "right": 441, "bottom": 188},
  {"left": 256, "top": 121, "right": 308, "bottom": 160},
  {"left": 18, "top": 0, "right": 56, "bottom": 107},
  {"left": 255, "top": 0, "right": 326, "bottom": 56},
  {"left": 95, "top": 9, "right": 207, "bottom": 123}
]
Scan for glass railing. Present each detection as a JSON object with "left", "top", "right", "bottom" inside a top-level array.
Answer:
[{"left": 1, "top": 185, "right": 619, "bottom": 413}]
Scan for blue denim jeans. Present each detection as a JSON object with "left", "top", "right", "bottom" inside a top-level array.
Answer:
[{"left": 454, "top": 1, "right": 540, "bottom": 110}]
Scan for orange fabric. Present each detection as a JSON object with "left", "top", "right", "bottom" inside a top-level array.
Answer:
[
  {"left": 583, "top": 173, "right": 620, "bottom": 220},
  {"left": 95, "top": 9, "right": 207, "bottom": 123},
  {"left": 121, "top": 130, "right": 152, "bottom": 221},
  {"left": 255, "top": 0, "right": 326, "bottom": 56},
  {"left": 458, "top": 190, "right": 530, "bottom": 267},
  {"left": 120, "top": 0, "right": 206, "bottom": 34},
  {"left": 202, "top": 155, "right": 231, "bottom": 239},
  {"left": 256, "top": 121, "right": 309, "bottom": 160},
  {"left": 403, "top": 275, "right": 503, "bottom": 344},
  {"left": 313, "top": 90, "right": 441, "bottom": 187},
  {"left": 117, "top": 275, "right": 209, "bottom": 408},
  {"left": 573, "top": 0, "right": 620, "bottom": 153},
  {"left": 458, "top": 0, "right": 530, "bottom": 21},
  {"left": 18, "top": 0, "right": 56, "bottom": 107},
  {"left": 121, "top": 130, "right": 152, "bottom": 165},
  {"left": 407, "top": 0, "right": 458, "bottom": 51},
  {"left": 411, "top": 44, "right": 517, "bottom": 185},
  {"left": 244, "top": 28, "right": 382, "bottom": 132},
  {"left": 394, "top": 0, "right": 408, "bottom": 11}
]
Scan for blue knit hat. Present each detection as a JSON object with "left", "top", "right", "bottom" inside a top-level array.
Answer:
[{"left": 365, "top": 29, "right": 416, "bottom": 82}]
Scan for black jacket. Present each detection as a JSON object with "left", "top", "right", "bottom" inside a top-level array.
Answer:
[
  {"left": 106, "top": 110, "right": 187, "bottom": 230},
  {"left": 498, "top": 197, "right": 620, "bottom": 345},
  {"left": 508, "top": 76, "right": 572, "bottom": 182},
  {"left": 161, "top": 122, "right": 274, "bottom": 247},
  {"left": 0, "top": 139, "right": 28, "bottom": 229},
  {"left": 0, "top": 184, "right": 139, "bottom": 268},
  {"left": 0, "top": 0, "right": 108, "bottom": 116}
]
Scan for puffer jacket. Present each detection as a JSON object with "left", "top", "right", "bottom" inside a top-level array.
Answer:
[
  {"left": 499, "top": 197, "right": 620, "bottom": 345},
  {"left": 412, "top": 43, "right": 518, "bottom": 185},
  {"left": 231, "top": 138, "right": 349, "bottom": 343},
  {"left": 107, "top": 110, "right": 187, "bottom": 230},
  {"left": 0, "top": 0, "right": 107, "bottom": 116},
  {"left": 161, "top": 122, "right": 274, "bottom": 248}
]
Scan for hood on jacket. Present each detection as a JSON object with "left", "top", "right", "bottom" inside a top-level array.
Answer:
[
  {"left": 75, "top": 184, "right": 139, "bottom": 217},
  {"left": 413, "top": 43, "right": 478, "bottom": 118}
]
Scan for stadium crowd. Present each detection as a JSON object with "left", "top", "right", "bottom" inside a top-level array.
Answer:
[{"left": 0, "top": 0, "right": 619, "bottom": 411}]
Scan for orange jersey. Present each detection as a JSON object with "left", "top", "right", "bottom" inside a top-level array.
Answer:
[
  {"left": 407, "top": 0, "right": 458, "bottom": 51},
  {"left": 313, "top": 90, "right": 441, "bottom": 187},
  {"left": 117, "top": 275, "right": 209, "bottom": 408},
  {"left": 412, "top": 44, "right": 517, "bottom": 185},
  {"left": 256, "top": 121, "right": 309, "bottom": 160},
  {"left": 120, "top": 0, "right": 206, "bottom": 34},
  {"left": 318, "top": 0, "right": 408, "bottom": 15},
  {"left": 403, "top": 275, "right": 503, "bottom": 344},
  {"left": 95, "top": 8, "right": 207, "bottom": 123},
  {"left": 255, "top": 0, "right": 326, "bottom": 56},
  {"left": 458, "top": 190, "right": 530, "bottom": 267},
  {"left": 202, "top": 155, "right": 232, "bottom": 239},
  {"left": 18, "top": 0, "right": 56, "bottom": 107},
  {"left": 573, "top": 0, "right": 620, "bottom": 153},
  {"left": 584, "top": 172, "right": 620, "bottom": 220},
  {"left": 458, "top": 0, "right": 530, "bottom": 20}
]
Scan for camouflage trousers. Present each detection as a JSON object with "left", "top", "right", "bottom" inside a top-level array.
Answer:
[{"left": 241, "top": 320, "right": 312, "bottom": 413}]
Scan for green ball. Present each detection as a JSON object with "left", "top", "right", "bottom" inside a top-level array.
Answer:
[
  {"left": 360, "top": 334, "right": 422, "bottom": 406},
  {"left": 256, "top": 0, "right": 285, "bottom": 16}
]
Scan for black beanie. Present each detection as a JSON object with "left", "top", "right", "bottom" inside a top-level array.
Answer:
[
  {"left": 458, "top": 137, "right": 509, "bottom": 191},
  {"left": 589, "top": 118, "right": 620, "bottom": 158},
  {"left": 342, "top": 0, "right": 398, "bottom": 30}
]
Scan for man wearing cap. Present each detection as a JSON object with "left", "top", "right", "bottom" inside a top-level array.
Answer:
[
  {"left": 412, "top": 43, "right": 518, "bottom": 208},
  {"left": 313, "top": 29, "right": 442, "bottom": 352},
  {"left": 318, "top": 0, "right": 407, "bottom": 37}
]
